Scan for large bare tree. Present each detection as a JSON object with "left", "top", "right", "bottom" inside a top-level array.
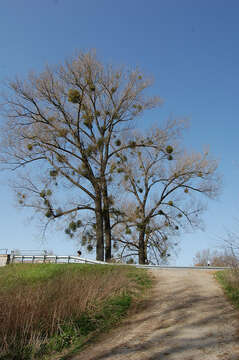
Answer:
[{"left": 0, "top": 51, "right": 160, "bottom": 261}]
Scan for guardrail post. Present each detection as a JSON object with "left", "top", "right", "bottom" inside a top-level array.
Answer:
[
  {"left": 6, "top": 254, "right": 10, "bottom": 265},
  {"left": 0, "top": 254, "right": 10, "bottom": 266}
]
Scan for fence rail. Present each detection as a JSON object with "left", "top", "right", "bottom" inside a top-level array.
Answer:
[
  {"left": 9, "top": 255, "right": 231, "bottom": 270},
  {"left": 10, "top": 255, "right": 107, "bottom": 265},
  {"left": 10, "top": 250, "right": 48, "bottom": 255},
  {"left": 0, "top": 249, "right": 8, "bottom": 255}
]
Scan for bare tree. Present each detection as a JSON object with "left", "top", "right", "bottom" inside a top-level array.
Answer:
[
  {"left": 193, "top": 248, "right": 237, "bottom": 267},
  {"left": 193, "top": 248, "right": 212, "bottom": 266},
  {"left": 110, "top": 120, "right": 220, "bottom": 264},
  {"left": 0, "top": 51, "right": 160, "bottom": 261},
  {"left": 110, "top": 211, "right": 178, "bottom": 265},
  {"left": 218, "top": 226, "right": 239, "bottom": 267}
]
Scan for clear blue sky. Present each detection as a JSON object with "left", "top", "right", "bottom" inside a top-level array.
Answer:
[{"left": 0, "top": 0, "right": 239, "bottom": 265}]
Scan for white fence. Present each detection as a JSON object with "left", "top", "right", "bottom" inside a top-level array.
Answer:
[
  {"left": 8, "top": 254, "right": 230, "bottom": 270},
  {"left": 0, "top": 255, "right": 10, "bottom": 266},
  {"left": 0, "top": 249, "right": 8, "bottom": 255},
  {"left": 10, "top": 255, "right": 107, "bottom": 265}
]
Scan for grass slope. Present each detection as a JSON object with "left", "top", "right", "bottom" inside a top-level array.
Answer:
[
  {"left": 0, "top": 264, "right": 152, "bottom": 360},
  {"left": 216, "top": 269, "right": 239, "bottom": 307}
]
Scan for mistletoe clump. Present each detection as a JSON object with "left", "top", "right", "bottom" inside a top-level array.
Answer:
[
  {"left": 115, "top": 139, "right": 121, "bottom": 146},
  {"left": 68, "top": 89, "right": 81, "bottom": 103},
  {"left": 45, "top": 210, "right": 52, "bottom": 218},
  {"left": 64, "top": 219, "right": 82, "bottom": 238},
  {"left": 129, "top": 141, "right": 136, "bottom": 149},
  {"left": 166, "top": 145, "right": 173, "bottom": 154},
  {"left": 50, "top": 169, "right": 58, "bottom": 178},
  {"left": 125, "top": 227, "right": 132, "bottom": 235},
  {"left": 87, "top": 244, "right": 93, "bottom": 252}
]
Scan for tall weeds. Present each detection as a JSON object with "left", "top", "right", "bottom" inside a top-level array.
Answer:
[
  {"left": 0, "top": 264, "right": 142, "bottom": 359},
  {"left": 216, "top": 267, "right": 239, "bottom": 308}
]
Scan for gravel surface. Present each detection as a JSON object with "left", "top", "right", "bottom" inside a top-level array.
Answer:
[{"left": 73, "top": 269, "right": 239, "bottom": 360}]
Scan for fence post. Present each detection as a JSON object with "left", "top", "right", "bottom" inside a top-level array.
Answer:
[{"left": 6, "top": 254, "right": 10, "bottom": 265}]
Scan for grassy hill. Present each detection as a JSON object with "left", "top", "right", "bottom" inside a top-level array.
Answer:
[{"left": 0, "top": 263, "right": 152, "bottom": 360}]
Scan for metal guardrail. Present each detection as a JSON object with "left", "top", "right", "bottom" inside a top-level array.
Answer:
[
  {"left": 9, "top": 255, "right": 231, "bottom": 270},
  {"left": 0, "top": 249, "right": 8, "bottom": 255},
  {"left": 10, "top": 250, "right": 48, "bottom": 255},
  {"left": 10, "top": 255, "right": 107, "bottom": 265}
]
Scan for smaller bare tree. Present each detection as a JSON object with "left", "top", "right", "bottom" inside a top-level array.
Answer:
[{"left": 109, "top": 120, "right": 220, "bottom": 264}]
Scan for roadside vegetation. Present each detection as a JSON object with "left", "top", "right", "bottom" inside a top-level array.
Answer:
[
  {"left": 216, "top": 269, "right": 239, "bottom": 308},
  {"left": 0, "top": 263, "right": 152, "bottom": 360},
  {"left": 193, "top": 248, "right": 238, "bottom": 267}
]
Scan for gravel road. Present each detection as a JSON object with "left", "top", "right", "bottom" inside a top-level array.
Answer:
[{"left": 73, "top": 269, "right": 239, "bottom": 360}]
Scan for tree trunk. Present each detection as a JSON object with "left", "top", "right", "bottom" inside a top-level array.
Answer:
[
  {"left": 95, "top": 194, "right": 104, "bottom": 261},
  {"left": 102, "top": 179, "right": 112, "bottom": 262},
  {"left": 138, "top": 227, "right": 146, "bottom": 264},
  {"left": 144, "top": 241, "right": 148, "bottom": 264}
]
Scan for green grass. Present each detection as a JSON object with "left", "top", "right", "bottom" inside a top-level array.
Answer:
[
  {"left": 0, "top": 263, "right": 152, "bottom": 360},
  {"left": 215, "top": 270, "right": 239, "bottom": 307},
  {"left": 0, "top": 263, "right": 116, "bottom": 289},
  {"left": 127, "top": 268, "right": 152, "bottom": 288}
]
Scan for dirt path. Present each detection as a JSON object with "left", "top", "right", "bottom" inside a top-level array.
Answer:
[{"left": 73, "top": 269, "right": 239, "bottom": 360}]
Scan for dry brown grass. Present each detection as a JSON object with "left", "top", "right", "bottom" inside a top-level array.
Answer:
[
  {"left": 218, "top": 267, "right": 239, "bottom": 288},
  {"left": 0, "top": 264, "right": 143, "bottom": 359}
]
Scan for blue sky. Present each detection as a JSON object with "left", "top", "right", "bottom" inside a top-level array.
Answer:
[{"left": 0, "top": 0, "right": 239, "bottom": 265}]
